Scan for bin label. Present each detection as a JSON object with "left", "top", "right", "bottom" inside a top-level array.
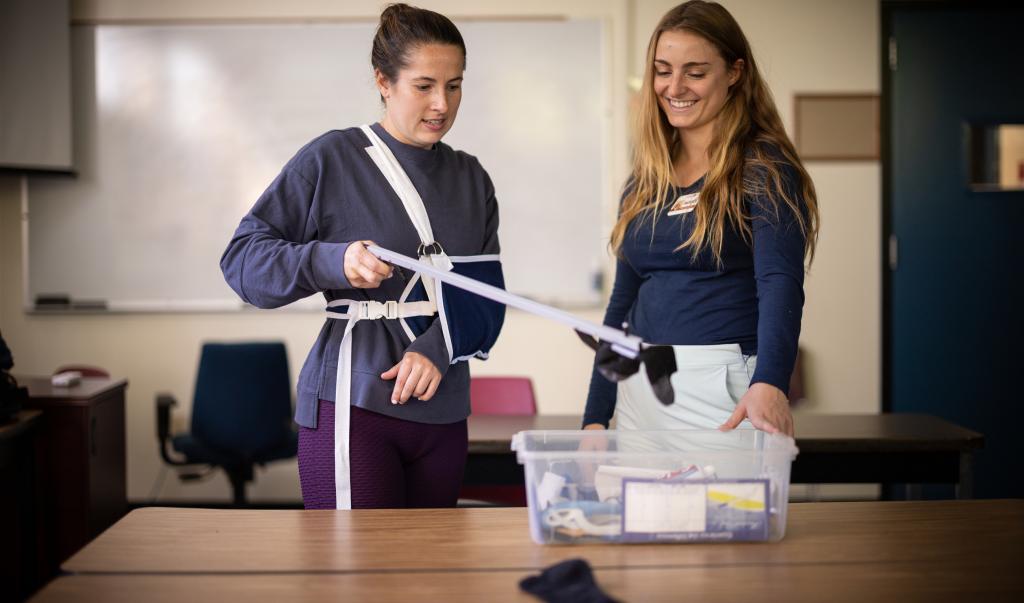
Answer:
[{"left": 621, "top": 478, "right": 770, "bottom": 542}]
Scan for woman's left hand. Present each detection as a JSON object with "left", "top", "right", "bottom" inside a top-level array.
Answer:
[
  {"left": 381, "top": 351, "right": 441, "bottom": 405},
  {"left": 719, "top": 382, "right": 794, "bottom": 437}
]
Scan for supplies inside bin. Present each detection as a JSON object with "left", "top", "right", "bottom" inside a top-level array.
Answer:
[{"left": 512, "top": 429, "right": 798, "bottom": 544}]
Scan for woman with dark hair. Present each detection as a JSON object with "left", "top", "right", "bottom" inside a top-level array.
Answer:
[
  {"left": 221, "top": 4, "right": 502, "bottom": 509},
  {"left": 583, "top": 0, "right": 819, "bottom": 438}
]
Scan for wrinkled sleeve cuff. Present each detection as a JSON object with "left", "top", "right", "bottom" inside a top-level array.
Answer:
[{"left": 311, "top": 241, "right": 351, "bottom": 290}]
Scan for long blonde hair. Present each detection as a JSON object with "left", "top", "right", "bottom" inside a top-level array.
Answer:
[{"left": 612, "top": 0, "right": 819, "bottom": 265}]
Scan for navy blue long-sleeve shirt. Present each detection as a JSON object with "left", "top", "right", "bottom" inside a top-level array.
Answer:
[{"left": 582, "top": 163, "right": 808, "bottom": 427}]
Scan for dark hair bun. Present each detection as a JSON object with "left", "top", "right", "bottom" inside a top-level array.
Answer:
[{"left": 372, "top": 3, "right": 466, "bottom": 82}]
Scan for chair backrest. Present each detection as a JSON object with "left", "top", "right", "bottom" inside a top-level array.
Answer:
[
  {"left": 469, "top": 376, "right": 537, "bottom": 415},
  {"left": 191, "top": 342, "right": 292, "bottom": 457},
  {"left": 54, "top": 365, "right": 110, "bottom": 378}
]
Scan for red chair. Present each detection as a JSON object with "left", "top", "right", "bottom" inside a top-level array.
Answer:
[
  {"left": 53, "top": 365, "right": 110, "bottom": 378},
  {"left": 461, "top": 376, "right": 537, "bottom": 506},
  {"left": 469, "top": 376, "right": 537, "bottom": 415}
]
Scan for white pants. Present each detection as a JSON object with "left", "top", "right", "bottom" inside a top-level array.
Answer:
[{"left": 614, "top": 343, "right": 756, "bottom": 431}]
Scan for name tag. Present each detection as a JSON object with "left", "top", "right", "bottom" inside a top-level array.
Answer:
[{"left": 667, "top": 192, "right": 699, "bottom": 216}]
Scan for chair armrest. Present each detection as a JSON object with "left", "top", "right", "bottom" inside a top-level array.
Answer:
[
  {"left": 156, "top": 393, "right": 177, "bottom": 441},
  {"left": 155, "top": 393, "right": 189, "bottom": 466}
]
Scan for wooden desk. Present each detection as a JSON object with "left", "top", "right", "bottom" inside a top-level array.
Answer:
[
  {"left": 18, "top": 376, "right": 129, "bottom": 566},
  {"left": 34, "top": 501, "right": 1024, "bottom": 602},
  {"left": 62, "top": 501, "right": 1021, "bottom": 573},
  {"left": 465, "top": 413, "right": 984, "bottom": 498},
  {"left": 31, "top": 560, "right": 1024, "bottom": 603}
]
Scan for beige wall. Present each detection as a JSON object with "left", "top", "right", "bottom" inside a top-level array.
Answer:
[
  {"left": 0, "top": 0, "right": 880, "bottom": 503},
  {"left": 999, "top": 126, "right": 1024, "bottom": 189}
]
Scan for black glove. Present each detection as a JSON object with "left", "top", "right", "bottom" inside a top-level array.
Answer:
[
  {"left": 519, "top": 558, "right": 620, "bottom": 603},
  {"left": 576, "top": 330, "right": 676, "bottom": 406}
]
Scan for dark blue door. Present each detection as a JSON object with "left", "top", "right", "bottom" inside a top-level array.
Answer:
[{"left": 885, "top": 4, "right": 1024, "bottom": 497}]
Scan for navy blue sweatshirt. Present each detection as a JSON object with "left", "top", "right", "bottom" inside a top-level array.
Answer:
[
  {"left": 221, "top": 123, "right": 499, "bottom": 429},
  {"left": 582, "top": 163, "right": 808, "bottom": 427}
]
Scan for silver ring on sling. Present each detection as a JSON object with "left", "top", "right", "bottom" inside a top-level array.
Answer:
[{"left": 417, "top": 241, "right": 445, "bottom": 257}]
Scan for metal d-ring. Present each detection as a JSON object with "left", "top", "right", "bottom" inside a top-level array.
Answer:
[{"left": 417, "top": 241, "right": 445, "bottom": 257}]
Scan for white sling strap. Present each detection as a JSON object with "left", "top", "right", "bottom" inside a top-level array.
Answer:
[
  {"left": 332, "top": 125, "right": 453, "bottom": 510},
  {"left": 360, "top": 124, "right": 453, "bottom": 273},
  {"left": 368, "top": 245, "right": 644, "bottom": 359},
  {"left": 328, "top": 298, "right": 435, "bottom": 509},
  {"left": 327, "top": 299, "right": 436, "bottom": 320}
]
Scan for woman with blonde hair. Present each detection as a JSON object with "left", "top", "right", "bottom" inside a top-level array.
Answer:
[{"left": 583, "top": 0, "right": 818, "bottom": 437}]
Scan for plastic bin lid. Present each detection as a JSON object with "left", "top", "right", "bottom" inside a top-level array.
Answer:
[{"left": 511, "top": 429, "right": 798, "bottom": 463}]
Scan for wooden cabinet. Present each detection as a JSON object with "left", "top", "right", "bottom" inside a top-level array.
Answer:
[
  {"left": 0, "top": 409, "right": 43, "bottom": 603},
  {"left": 19, "top": 376, "right": 128, "bottom": 569}
]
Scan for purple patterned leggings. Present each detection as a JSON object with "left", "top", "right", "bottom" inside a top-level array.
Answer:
[{"left": 297, "top": 400, "right": 468, "bottom": 509}]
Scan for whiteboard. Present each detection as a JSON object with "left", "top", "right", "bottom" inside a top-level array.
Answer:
[{"left": 27, "top": 20, "right": 607, "bottom": 311}]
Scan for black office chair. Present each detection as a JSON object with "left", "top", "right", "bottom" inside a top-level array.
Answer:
[{"left": 156, "top": 342, "right": 297, "bottom": 505}]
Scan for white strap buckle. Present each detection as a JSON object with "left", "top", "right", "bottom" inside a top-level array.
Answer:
[{"left": 356, "top": 300, "right": 399, "bottom": 320}]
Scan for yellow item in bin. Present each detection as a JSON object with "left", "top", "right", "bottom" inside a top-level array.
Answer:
[{"left": 708, "top": 484, "right": 767, "bottom": 512}]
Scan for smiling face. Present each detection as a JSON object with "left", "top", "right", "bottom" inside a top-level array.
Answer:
[
  {"left": 653, "top": 29, "right": 742, "bottom": 140},
  {"left": 376, "top": 43, "right": 464, "bottom": 149}
]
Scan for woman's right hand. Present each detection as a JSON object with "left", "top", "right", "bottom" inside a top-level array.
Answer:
[{"left": 344, "top": 241, "right": 393, "bottom": 288}]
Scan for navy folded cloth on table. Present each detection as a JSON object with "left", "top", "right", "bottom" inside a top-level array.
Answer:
[{"left": 519, "top": 558, "right": 620, "bottom": 603}]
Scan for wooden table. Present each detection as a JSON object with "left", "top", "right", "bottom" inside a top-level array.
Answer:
[
  {"left": 466, "top": 413, "right": 984, "bottom": 498},
  {"left": 30, "top": 561, "right": 1024, "bottom": 603},
  {"left": 31, "top": 501, "right": 1024, "bottom": 602}
]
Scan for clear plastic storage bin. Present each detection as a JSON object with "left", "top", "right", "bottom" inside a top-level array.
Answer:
[{"left": 512, "top": 429, "right": 798, "bottom": 544}]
